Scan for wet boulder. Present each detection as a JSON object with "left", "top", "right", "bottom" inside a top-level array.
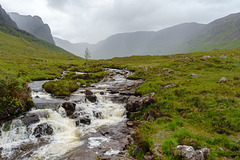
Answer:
[
  {"left": 110, "top": 95, "right": 129, "bottom": 103},
  {"left": 85, "top": 89, "right": 93, "bottom": 96},
  {"left": 125, "top": 93, "right": 155, "bottom": 112},
  {"left": 61, "top": 102, "right": 76, "bottom": 116},
  {"left": 33, "top": 123, "right": 53, "bottom": 138},
  {"left": 72, "top": 111, "right": 87, "bottom": 119},
  {"left": 173, "top": 145, "right": 209, "bottom": 160},
  {"left": 80, "top": 117, "right": 91, "bottom": 125},
  {"left": 22, "top": 114, "right": 40, "bottom": 126},
  {"left": 107, "top": 88, "right": 119, "bottom": 94},
  {"left": 85, "top": 89, "right": 97, "bottom": 103},
  {"left": 75, "top": 116, "right": 91, "bottom": 126}
]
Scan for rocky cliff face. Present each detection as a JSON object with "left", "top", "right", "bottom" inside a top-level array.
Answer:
[
  {"left": 9, "top": 12, "right": 55, "bottom": 44},
  {"left": 0, "top": 5, "right": 17, "bottom": 28}
]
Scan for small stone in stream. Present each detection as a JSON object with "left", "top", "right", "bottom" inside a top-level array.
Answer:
[
  {"left": 85, "top": 89, "right": 97, "bottom": 103},
  {"left": 64, "top": 97, "right": 70, "bottom": 101},
  {"left": 108, "top": 88, "right": 119, "bottom": 94},
  {"left": 72, "top": 111, "right": 87, "bottom": 119},
  {"left": 22, "top": 114, "right": 40, "bottom": 126},
  {"left": 33, "top": 123, "right": 53, "bottom": 138},
  {"left": 86, "top": 95, "right": 97, "bottom": 103},
  {"left": 126, "top": 121, "right": 134, "bottom": 127},
  {"left": 76, "top": 117, "right": 91, "bottom": 125},
  {"left": 85, "top": 89, "right": 93, "bottom": 96},
  {"left": 219, "top": 77, "right": 227, "bottom": 83},
  {"left": 93, "top": 111, "right": 103, "bottom": 119},
  {"left": 35, "top": 96, "right": 40, "bottom": 98},
  {"left": 100, "top": 91, "right": 104, "bottom": 95},
  {"left": 61, "top": 102, "right": 76, "bottom": 116}
]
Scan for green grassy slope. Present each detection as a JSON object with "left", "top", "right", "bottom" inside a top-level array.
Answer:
[
  {"left": 0, "top": 20, "right": 72, "bottom": 55},
  {"left": 97, "top": 49, "right": 240, "bottom": 159}
]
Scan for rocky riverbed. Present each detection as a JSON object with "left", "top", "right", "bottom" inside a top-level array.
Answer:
[{"left": 0, "top": 69, "right": 143, "bottom": 160}]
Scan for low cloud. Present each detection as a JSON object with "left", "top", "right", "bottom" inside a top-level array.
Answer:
[{"left": 1, "top": 0, "right": 240, "bottom": 43}]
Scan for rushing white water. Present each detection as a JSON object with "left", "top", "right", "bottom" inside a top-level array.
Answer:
[
  {"left": 0, "top": 69, "right": 133, "bottom": 160},
  {"left": 0, "top": 109, "right": 82, "bottom": 160}
]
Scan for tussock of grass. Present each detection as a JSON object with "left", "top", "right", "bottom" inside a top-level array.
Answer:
[{"left": 43, "top": 80, "right": 79, "bottom": 97}]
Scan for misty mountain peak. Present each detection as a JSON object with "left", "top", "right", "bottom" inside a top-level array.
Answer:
[
  {"left": 8, "top": 12, "right": 55, "bottom": 44},
  {"left": 0, "top": 5, "right": 18, "bottom": 28}
]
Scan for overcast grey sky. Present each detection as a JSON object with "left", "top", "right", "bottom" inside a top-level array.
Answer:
[{"left": 0, "top": 0, "right": 240, "bottom": 43}]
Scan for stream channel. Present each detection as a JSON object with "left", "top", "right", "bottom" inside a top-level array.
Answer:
[{"left": 0, "top": 69, "right": 142, "bottom": 160}]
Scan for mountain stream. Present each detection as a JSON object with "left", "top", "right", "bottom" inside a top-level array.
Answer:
[{"left": 0, "top": 69, "right": 141, "bottom": 160}]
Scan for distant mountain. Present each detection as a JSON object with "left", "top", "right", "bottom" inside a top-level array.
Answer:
[
  {"left": 9, "top": 12, "right": 55, "bottom": 44},
  {"left": 55, "top": 12, "right": 240, "bottom": 59},
  {"left": 54, "top": 37, "right": 91, "bottom": 57},
  {"left": 0, "top": 5, "right": 17, "bottom": 28}
]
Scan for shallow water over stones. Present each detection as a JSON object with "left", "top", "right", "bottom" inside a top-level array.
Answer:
[{"left": 0, "top": 69, "right": 142, "bottom": 160}]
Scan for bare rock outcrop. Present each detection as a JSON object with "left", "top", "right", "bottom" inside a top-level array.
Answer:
[
  {"left": 173, "top": 145, "right": 209, "bottom": 160},
  {"left": 125, "top": 93, "right": 155, "bottom": 112}
]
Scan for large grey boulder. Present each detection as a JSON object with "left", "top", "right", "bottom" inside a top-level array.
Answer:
[{"left": 173, "top": 145, "right": 209, "bottom": 160}]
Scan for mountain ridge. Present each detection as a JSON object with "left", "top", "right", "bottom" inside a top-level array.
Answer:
[
  {"left": 0, "top": 5, "right": 17, "bottom": 28},
  {"left": 55, "top": 12, "right": 240, "bottom": 59},
  {"left": 9, "top": 12, "right": 55, "bottom": 44}
]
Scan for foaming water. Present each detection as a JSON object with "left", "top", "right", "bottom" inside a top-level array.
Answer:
[
  {"left": 0, "top": 109, "right": 82, "bottom": 160},
  {"left": 74, "top": 93, "right": 126, "bottom": 135}
]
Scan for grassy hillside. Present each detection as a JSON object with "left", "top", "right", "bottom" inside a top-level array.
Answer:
[
  {"left": 96, "top": 49, "right": 240, "bottom": 159},
  {"left": 0, "top": 23, "right": 84, "bottom": 121},
  {"left": 0, "top": 20, "right": 71, "bottom": 55}
]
